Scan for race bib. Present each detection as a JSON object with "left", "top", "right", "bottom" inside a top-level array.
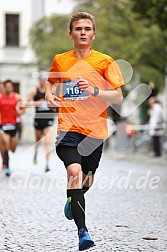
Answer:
[
  {"left": 2, "top": 124, "right": 16, "bottom": 131},
  {"left": 63, "top": 80, "right": 88, "bottom": 100}
]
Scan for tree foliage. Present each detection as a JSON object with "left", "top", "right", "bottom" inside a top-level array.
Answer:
[
  {"left": 73, "top": 0, "right": 166, "bottom": 89},
  {"left": 29, "top": 15, "right": 71, "bottom": 69},
  {"left": 132, "top": 0, "right": 167, "bottom": 31},
  {"left": 29, "top": 0, "right": 166, "bottom": 89}
]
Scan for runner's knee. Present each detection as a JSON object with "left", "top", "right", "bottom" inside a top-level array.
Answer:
[{"left": 67, "top": 163, "right": 82, "bottom": 177}]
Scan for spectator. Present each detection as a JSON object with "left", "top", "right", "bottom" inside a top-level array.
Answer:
[{"left": 148, "top": 97, "right": 163, "bottom": 157}]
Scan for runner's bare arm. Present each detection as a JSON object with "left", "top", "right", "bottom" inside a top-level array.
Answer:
[
  {"left": 45, "top": 80, "right": 61, "bottom": 108},
  {"left": 25, "top": 88, "right": 45, "bottom": 107},
  {"left": 24, "top": 88, "right": 37, "bottom": 107},
  {"left": 96, "top": 87, "right": 123, "bottom": 104},
  {"left": 17, "top": 95, "right": 25, "bottom": 115},
  {"left": 77, "top": 76, "right": 123, "bottom": 104}
]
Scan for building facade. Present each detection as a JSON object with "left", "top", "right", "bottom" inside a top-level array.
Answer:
[{"left": 0, "top": 0, "right": 49, "bottom": 142}]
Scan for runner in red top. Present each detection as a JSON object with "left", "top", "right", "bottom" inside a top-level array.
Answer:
[{"left": 0, "top": 80, "right": 25, "bottom": 176}]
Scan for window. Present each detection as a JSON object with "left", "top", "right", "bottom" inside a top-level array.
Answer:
[
  {"left": 13, "top": 82, "right": 20, "bottom": 93},
  {"left": 6, "top": 14, "right": 19, "bottom": 46}
]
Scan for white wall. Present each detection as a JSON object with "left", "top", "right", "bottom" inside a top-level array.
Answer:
[{"left": 0, "top": 0, "right": 75, "bottom": 142}]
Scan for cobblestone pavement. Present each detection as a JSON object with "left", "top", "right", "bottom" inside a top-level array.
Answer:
[{"left": 0, "top": 144, "right": 166, "bottom": 252}]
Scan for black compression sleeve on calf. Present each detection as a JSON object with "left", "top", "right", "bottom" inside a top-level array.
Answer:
[
  {"left": 67, "top": 189, "right": 87, "bottom": 231},
  {"left": 3, "top": 151, "right": 9, "bottom": 167},
  {"left": 82, "top": 185, "right": 90, "bottom": 194}
]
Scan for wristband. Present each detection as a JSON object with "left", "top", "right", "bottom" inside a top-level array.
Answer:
[{"left": 92, "top": 87, "right": 99, "bottom": 97}]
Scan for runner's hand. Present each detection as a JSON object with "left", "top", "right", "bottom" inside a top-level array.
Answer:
[
  {"left": 77, "top": 76, "right": 94, "bottom": 95},
  {"left": 47, "top": 94, "right": 61, "bottom": 108}
]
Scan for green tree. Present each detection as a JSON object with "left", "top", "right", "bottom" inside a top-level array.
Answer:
[
  {"left": 29, "top": 0, "right": 166, "bottom": 90},
  {"left": 29, "top": 15, "right": 71, "bottom": 69},
  {"left": 73, "top": 0, "right": 166, "bottom": 89},
  {"left": 130, "top": 0, "right": 167, "bottom": 122},
  {"left": 132, "top": 0, "right": 167, "bottom": 31},
  {"left": 131, "top": 0, "right": 167, "bottom": 91}
]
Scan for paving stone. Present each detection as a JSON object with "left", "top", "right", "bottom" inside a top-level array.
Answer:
[{"left": 0, "top": 145, "right": 166, "bottom": 251}]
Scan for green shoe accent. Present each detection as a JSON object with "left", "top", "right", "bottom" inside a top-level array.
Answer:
[
  {"left": 64, "top": 197, "right": 73, "bottom": 220},
  {"left": 67, "top": 197, "right": 72, "bottom": 203}
]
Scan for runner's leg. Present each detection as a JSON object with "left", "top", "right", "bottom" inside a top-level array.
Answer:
[
  {"left": 43, "top": 126, "right": 52, "bottom": 171},
  {"left": 33, "top": 129, "right": 42, "bottom": 163},
  {"left": 67, "top": 163, "right": 88, "bottom": 230},
  {"left": 0, "top": 133, "right": 5, "bottom": 168},
  {"left": 1, "top": 133, "right": 10, "bottom": 175},
  {"left": 10, "top": 135, "right": 19, "bottom": 153},
  {"left": 56, "top": 144, "right": 95, "bottom": 250},
  {"left": 82, "top": 173, "right": 94, "bottom": 194}
]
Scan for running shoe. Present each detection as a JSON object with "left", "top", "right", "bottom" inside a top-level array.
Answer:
[
  {"left": 45, "top": 164, "right": 50, "bottom": 172},
  {"left": 64, "top": 197, "right": 73, "bottom": 220},
  {"left": 78, "top": 228, "right": 95, "bottom": 251},
  {"left": 5, "top": 168, "right": 11, "bottom": 177}
]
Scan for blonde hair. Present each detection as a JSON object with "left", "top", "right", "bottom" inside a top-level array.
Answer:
[{"left": 69, "top": 12, "right": 96, "bottom": 32}]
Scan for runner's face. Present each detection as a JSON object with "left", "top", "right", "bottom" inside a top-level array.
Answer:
[
  {"left": 69, "top": 19, "right": 96, "bottom": 48},
  {"left": 39, "top": 78, "right": 46, "bottom": 87},
  {"left": 4, "top": 82, "right": 13, "bottom": 94}
]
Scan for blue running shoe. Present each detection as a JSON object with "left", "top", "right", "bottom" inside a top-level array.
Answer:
[
  {"left": 78, "top": 228, "right": 95, "bottom": 251},
  {"left": 5, "top": 168, "right": 11, "bottom": 177},
  {"left": 64, "top": 197, "right": 73, "bottom": 220},
  {"left": 45, "top": 164, "right": 50, "bottom": 172}
]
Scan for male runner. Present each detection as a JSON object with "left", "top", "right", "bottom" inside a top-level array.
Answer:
[
  {"left": 26, "top": 72, "right": 55, "bottom": 172},
  {"left": 0, "top": 80, "right": 25, "bottom": 176},
  {"left": 45, "top": 12, "right": 124, "bottom": 251}
]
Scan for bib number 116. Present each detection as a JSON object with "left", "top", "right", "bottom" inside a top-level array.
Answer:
[{"left": 63, "top": 80, "right": 88, "bottom": 100}]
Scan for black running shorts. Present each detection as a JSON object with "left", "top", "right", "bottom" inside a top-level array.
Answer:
[
  {"left": 1, "top": 124, "right": 17, "bottom": 137},
  {"left": 56, "top": 143, "right": 103, "bottom": 175},
  {"left": 34, "top": 118, "right": 54, "bottom": 130}
]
